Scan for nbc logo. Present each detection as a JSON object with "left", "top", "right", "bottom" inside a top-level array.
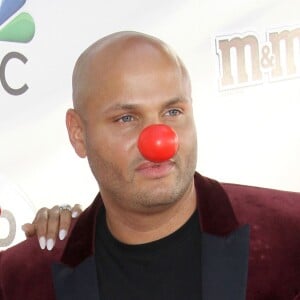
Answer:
[
  {"left": 0, "top": 0, "right": 35, "bottom": 43},
  {"left": 0, "top": 0, "right": 35, "bottom": 95}
]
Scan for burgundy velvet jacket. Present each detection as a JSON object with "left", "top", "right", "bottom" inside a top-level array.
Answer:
[{"left": 0, "top": 173, "right": 299, "bottom": 299}]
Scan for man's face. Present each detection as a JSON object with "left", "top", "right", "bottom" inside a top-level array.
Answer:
[{"left": 76, "top": 44, "right": 197, "bottom": 214}]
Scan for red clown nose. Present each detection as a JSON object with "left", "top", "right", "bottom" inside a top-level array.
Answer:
[{"left": 138, "top": 124, "right": 178, "bottom": 162}]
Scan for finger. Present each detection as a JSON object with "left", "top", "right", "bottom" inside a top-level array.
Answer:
[
  {"left": 21, "top": 223, "right": 36, "bottom": 238},
  {"left": 45, "top": 205, "right": 60, "bottom": 251},
  {"left": 58, "top": 208, "right": 72, "bottom": 241},
  {"left": 34, "top": 207, "right": 49, "bottom": 250},
  {"left": 71, "top": 204, "right": 82, "bottom": 219}
]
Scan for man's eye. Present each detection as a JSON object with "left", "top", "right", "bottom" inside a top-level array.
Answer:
[
  {"left": 166, "top": 109, "right": 181, "bottom": 116},
  {"left": 118, "top": 115, "right": 134, "bottom": 123}
]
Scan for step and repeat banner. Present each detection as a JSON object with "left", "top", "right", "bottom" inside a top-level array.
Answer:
[{"left": 1, "top": 0, "right": 299, "bottom": 248}]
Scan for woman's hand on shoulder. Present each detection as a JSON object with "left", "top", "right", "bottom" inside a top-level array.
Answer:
[{"left": 22, "top": 204, "right": 82, "bottom": 251}]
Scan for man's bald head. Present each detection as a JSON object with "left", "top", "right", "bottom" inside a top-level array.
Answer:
[
  {"left": 66, "top": 31, "right": 198, "bottom": 219},
  {"left": 72, "top": 31, "right": 191, "bottom": 113}
]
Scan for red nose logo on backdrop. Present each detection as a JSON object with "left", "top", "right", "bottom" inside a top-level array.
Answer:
[
  {"left": 138, "top": 124, "right": 179, "bottom": 163},
  {"left": 0, "top": 173, "right": 35, "bottom": 249}
]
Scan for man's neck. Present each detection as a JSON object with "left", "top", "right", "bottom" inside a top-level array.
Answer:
[{"left": 104, "top": 182, "right": 197, "bottom": 245}]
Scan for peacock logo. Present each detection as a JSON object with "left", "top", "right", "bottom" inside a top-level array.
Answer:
[{"left": 0, "top": 0, "right": 35, "bottom": 43}]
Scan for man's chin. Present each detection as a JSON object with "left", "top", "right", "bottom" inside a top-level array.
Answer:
[
  {"left": 135, "top": 195, "right": 179, "bottom": 213},
  {"left": 133, "top": 182, "right": 183, "bottom": 210}
]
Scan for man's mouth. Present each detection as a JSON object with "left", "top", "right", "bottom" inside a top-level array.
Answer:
[{"left": 135, "top": 160, "right": 175, "bottom": 179}]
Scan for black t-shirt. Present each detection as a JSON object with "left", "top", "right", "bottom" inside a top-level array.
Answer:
[{"left": 95, "top": 207, "right": 202, "bottom": 300}]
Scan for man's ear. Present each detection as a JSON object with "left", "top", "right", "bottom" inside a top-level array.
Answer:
[{"left": 66, "top": 109, "right": 87, "bottom": 158}]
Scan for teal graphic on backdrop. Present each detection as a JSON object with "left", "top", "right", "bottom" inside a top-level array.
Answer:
[
  {"left": 0, "top": 0, "right": 35, "bottom": 95},
  {"left": 0, "top": 0, "right": 35, "bottom": 43}
]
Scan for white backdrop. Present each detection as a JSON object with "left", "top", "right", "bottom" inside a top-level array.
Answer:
[{"left": 1, "top": 0, "right": 299, "bottom": 248}]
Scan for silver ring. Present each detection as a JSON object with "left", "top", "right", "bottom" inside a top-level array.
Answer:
[{"left": 59, "top": 204, "right": 72, "bottom": 212}]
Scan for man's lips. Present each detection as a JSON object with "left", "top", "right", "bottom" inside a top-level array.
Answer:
[{"left": 135, "top": 160, "right": 175, "bottom": 178}]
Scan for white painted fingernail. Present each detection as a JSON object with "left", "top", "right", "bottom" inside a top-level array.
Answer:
[
  {"left": 72, "top": 211, "right": 79, "bottom": 218},
  {"left": 39, "top": 236, "right": 46, "bottom": 250},
  {"left": 46, "top": 238, "right": 55, "bottom": 251},
  {"left": 59, "top": 229, "right": 67, "bottom": 240}
]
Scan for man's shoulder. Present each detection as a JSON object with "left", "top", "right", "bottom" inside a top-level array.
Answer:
[
  {"left": 219, "top": 182, "right": 300, "bottom": 298},
  {"left": 221, "top": 181, "right": 300, "bottom": 217},
  {"left": 0, "top": 236, "right": 65, "bottom": 283},
  {"left": 0, "top": 237, "right": 64, "bottom": 299},
  {"left": 194, "top": 172, "right": 300, "bottom": 225}
]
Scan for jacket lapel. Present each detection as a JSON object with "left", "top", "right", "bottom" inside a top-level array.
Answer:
[
  {"left": 51, "top": 195, "right": 102, "bottom": 299},
  {"left": 201, "top": 225, "right": 250, "bottom": 300},
  {"left": 52, "top": 256, "right": 100, "bottom": 300},
  {"left": 195, "top": 173, "right": 250, "bottom": 300}
]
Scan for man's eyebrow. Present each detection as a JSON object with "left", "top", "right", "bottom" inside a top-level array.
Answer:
[
  {"left": 104, "top": 97, "right": 189, "bottom": 113},
  {"left": 164, "top": 97, "right": 189, "bottom": 106},
  {"left": 104, "top": 102, "right": 139, "bottom": 113}
]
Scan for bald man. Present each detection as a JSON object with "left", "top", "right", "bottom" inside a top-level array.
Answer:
[{"left": 1, "top": 31, "right": 300, "bottom": 300}]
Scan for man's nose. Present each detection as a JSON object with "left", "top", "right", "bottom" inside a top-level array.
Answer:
[{"left": 137, "top": 124, "right": 178, "bottom": 162}]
